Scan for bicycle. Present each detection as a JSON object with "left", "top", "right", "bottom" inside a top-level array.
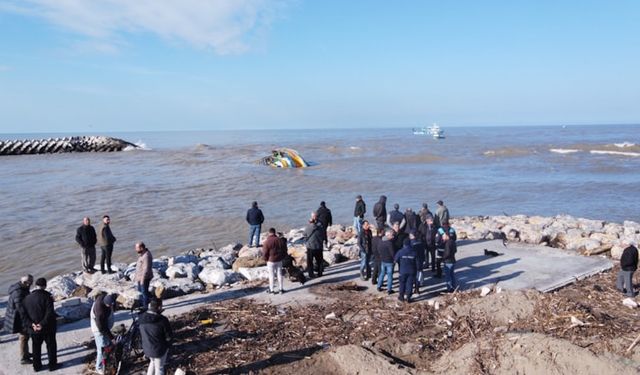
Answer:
[{"left": 102, "top": 307, "right": 144, "bottom": 375}]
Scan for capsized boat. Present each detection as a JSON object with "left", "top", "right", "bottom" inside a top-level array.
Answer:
[{"left": 258, "top": 148, "right": 310, "bottom": 168}]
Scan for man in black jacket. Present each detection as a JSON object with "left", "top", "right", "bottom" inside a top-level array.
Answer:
[
  {"left": 353, "top": 195, "right": 366, "bottom": 235},
  {"left": 373, "top": 195, "right": 387, "bottom": 230},
  {"left": 358, "top": 220, "right": 373, "bottom": 280},
  {"left": 370, "top": 226, "right": 384, "bottom": 286},
  {"left": 376, "top": 229, "right": 396, "bottom": 295},
  {"left": 419, "top": 215, "right": 438, "bottom": 272},
  {"left": 98, "top": 215, "right": 117, "bottom": 274},
  {"left": 316, "top": 201, "right": 333, "bottom": 248},
  {"left": 23, "top": 278, "right": 58, "bottom": 372},
  {"left": 76, "top": 216, "right": 97, "bottom": 273},
  {"left": 304, "top": 212, "right": 325, "bottom": 278},
  {"left": 246, "top": 201, "right": 265, "bottom": 247},
  {"left": 139, "top": 299, "right": 172, "bottom": 375},
  {"left": 4, "top": 274, "right": 33, "bottom": 365},
  {"left": 388, "top": 203, "right": 405, "bottom": 231},
  {"left": 442, "top": 233, "right": 458, "bottom": 293},
  {"left": 617, "top": 241, "right": 638, "bottom": 297}
]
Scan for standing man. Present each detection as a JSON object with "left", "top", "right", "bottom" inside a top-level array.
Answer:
[
  {"left": 436, "top": 200, "right": 450, "bottom": 229},
  {"left": 23, "top": 278, "right": 58, "bottom": 372},
  {"left": 91, "top": 293, "right": 117, "bottom": 375},
  {"left": 442, "top": 229, "right": 458, "bottom": 293},
  {"left": 376, "top": 229, "right": 396, "bottom": 295},
  {"left": 4, "top": 274, "right": 33, "bottom": 365},
  {"left": 304, "top": 211, "right": 324, "bottom": 278},
  {"left": 98, "top": 215, "right": 117, "bottom": 274},
  {"left": 373, "top": 195, "right": 387, "bottom": 230},
  {"left": 617, "top": 241, "right": 638, "bottom": 297},
  {"left": 358, "top": 220, "right": 373, "bottom": 280},
  {"left": 76, "top": 217, "right": 97, "bottom": 273},
  {"left": 262, "top": 228, "right": 287, "bottom": 294},
  {"left": 246, "top": 201, "right": 265, "bottom": 248},
  {"left": 387, "top": 203, "right": 406, "bottom": 231},
  {"left": 395, "top": 238, "right": 420, "bottom": 303},
  {"left": 370, "top": 226, "right": 384, "bottom": 286},
  {"left": 409, "top": 230, "right": 426, "bottom": 294},
  {"left": 139, "top": 299, "right": 173, "bottom": 375},
  {"left": 135, "top": 242, "right": 153, "bottom": 309},
  {"left": 418, "top": 203, "right": 433, "bottom": 225},
  {"left": 420, "top": 215, "right": 438, "bottom": 273},
  {"left": 353, "top": 195, "right": 366, "bottom": 235},
  {"left": 316, "top": 201, "right": 333, "bottom": 248}
]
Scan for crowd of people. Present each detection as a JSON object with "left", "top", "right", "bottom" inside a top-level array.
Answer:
[{"left": 3, "top": 196, "right": 638, "bottom": 374}]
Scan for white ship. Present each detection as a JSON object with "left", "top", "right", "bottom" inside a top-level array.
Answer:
[{"left": 412, "top": 123, "right": 445, "bottom": 139}]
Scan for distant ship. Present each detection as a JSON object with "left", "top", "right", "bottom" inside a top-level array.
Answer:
[{"left": 413, "top": 123, "right": 445, "bottom": 139}]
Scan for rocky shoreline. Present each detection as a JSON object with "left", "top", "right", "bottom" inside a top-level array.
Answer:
[{"left": 46, "top": 214, "right": 640, "bottom": 324}]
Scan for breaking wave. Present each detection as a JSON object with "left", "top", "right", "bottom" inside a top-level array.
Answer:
[
  {"left": 614, "top": 142, "right": 635, "bottom": 148},
  {"left": 590, "top": 150, "right": 640, "bottom": 157},
  {"left": 550, "top": 148, "right": 580, "bottom": 154}
]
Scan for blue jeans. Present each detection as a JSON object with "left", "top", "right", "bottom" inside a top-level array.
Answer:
[
  {"left": 248, "top": 224, "right": 261, "bottom": 247},
  {"left": 444, "top": 262, "right": 457, "bottom": 291},
  {"left": 359, "top": 249, "right": 371, "bottom": 278},
  {"left": 94, "top": 333, "right": 109, "bottom": 371},
  {"left": 353, "top": 217, "right": 362, "bottom": 235},
  {"left": 138, "top": 279, "right": 150, "bottom": 309},
  {"left": 377, "top": 262, "right": 394, "bottom": 292}
]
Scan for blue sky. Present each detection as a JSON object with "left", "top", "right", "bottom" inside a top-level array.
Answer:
[{"left": 0, "top": 0, "right": 638, "bottom": 133}]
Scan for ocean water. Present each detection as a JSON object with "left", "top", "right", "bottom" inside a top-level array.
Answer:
[{"left": 1, "top": 124, "right": 639, "bottom": 295}]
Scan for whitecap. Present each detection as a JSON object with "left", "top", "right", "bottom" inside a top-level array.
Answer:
[
  {"left": 349, "top": 146, "right": 361, "bottom": 151},
  {"left": 125, "top": 140, "right": 151, "bottom": 151},
  {"left": 614, "top": 142, "right": 635, "bottom": 148},
  {"left": 483, "top": 150, "right": 495, "bottom": 155},
  {"left": 590, "top": 150, "right": 640, "bottom": 157},
  {"left": 550, "top": 148, "right": 580, "bottom": 154}
]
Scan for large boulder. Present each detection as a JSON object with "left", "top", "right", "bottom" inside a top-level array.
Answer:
[
  {"left": 336, "top": 244, "right": 360, "bottom": 260},
  {"left": 287, "top": 229, "right": 306, "bottom": 245},
  {"left": 47, "top": 274, "right": 81, "bottom": 301},
  {"left": 238, "top": 246, "right": 264, "bottom": 258},
  {"left": 165, "top": 262, "right": 200, "bottom": 280},
  {"left": 54, "top": 298, "right": 92, "bottom": 322},
  {"left": 238, "top": 266, "right": 270, "bottom": 281},
  {"left": 199, "top": 268, "right": 243, "bottom": 286},
  {"left": 232, "top": 256, "right": 266, "bottom": 271},
  {"left": 151, "top": 278, "right": 204, "bottom": 299},
  {"left": 624, "top": 221, "right": 640, "bottom": 236},
  {"left": 198, "top": 256, "right": 231, "bottom": 270},
  {"left": 577, "top": 218, "right": 604, "bottom": 234},
  {"left": 198, "top": 246, "right": 239, "bottom": 266},
  {"left": 168, "top": 254, "right": 198, "bottom": 266}
]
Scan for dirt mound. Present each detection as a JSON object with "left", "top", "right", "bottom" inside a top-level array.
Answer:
[
  {"left": 448, "top": 289, "right": 539, "bottom": 326},
  {"left": 432, "top": 332, "right": 637, "bottom": 375}
]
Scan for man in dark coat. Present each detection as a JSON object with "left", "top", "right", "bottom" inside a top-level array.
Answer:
[
  {"left": 316, "top": 201, "right": 333, "bottom": 248},
  {"left": 373, "top": 195, "right": 387, "bottom": 230},
  {"left": 139, "top": 299, "right": 172, "bottom": 375},
  {"left": 22, "top": 278, "right": 58, "bottom": 372},
  {"left": 353, "top": 195, "right": 366, "bottom": 235},
  {"left": 4, "top": 274, "right": 33, "bottom": 364},
  {"left": 395, "top": 239, "right": 420, "bottom": 302},
  {"left": 388, "top": 203, "right": 405, "bottom": 231},
  {"left": 617, "top": 241, "right": 638, "bottom": 297},
  {"left": 358, "top": 220, "right": 373, "bottom": 280},
  {"left": 441, "top": 227, "right": 458, "bottom": 293},
  {"left": 409, "top": 231, "right": 426, "bottom": 294},
  {"left": 419, "top": 215, "right": 438, "bottom": 272},
  {"left": 262, "top": 228, "right": 287, "bottom": 294},
  {"left": 370, "top": 226, "right": 384, "bottom": 286},
  {"left": 76, "top": 216, "right": 97, "bottom": 273},
  {"left": 246, "top": 201, "right": 265, "bottom": 247},
  {"left": 98, "top": 215, "right": 117, "bottom": 274},
  {"left": 304, "top": 211, "right": 325, "bottom": 278},
  {"left": 404, "top": 208, "right": 420, "bottom": 235}
]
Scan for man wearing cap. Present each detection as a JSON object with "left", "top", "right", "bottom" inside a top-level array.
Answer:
[
  {"left": 139, "top": 299, "right": 173, "bottom": 375},
  {"left": 435, "top": 200, "right": 450, "bottom": 229},
  {"left": 617, "top": 241, "right": 638, "bottom": 297},
  {"left": 246, "top": 201, "right": 265, "bottom": 247},
  {"left": 91, "top": 293, "right": 117, "bottom": 374},
  {"left": 353, "top": 195, "right": 366, "bottom": 236},
  {"left": 4, "top": 274, "right": 33, "bottom": 365},
  {"left": 22, "top": 278, "right": 58, "bottom": 372},
  {"left": 373, "top": 195, "right": 387, "bottom": 230}
]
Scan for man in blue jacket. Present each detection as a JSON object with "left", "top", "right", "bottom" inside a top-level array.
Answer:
[
  {"left": 395, "top": 238, "right": 420, "bottom": 303},
  {"left": 246, "top": 201, "right": 265, "bottom": 247}
]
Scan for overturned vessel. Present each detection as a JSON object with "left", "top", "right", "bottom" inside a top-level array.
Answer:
[
  {"left": 258, "top": 148, "right": 310, "bottom": 168},
  {"left": 0, "top": 136, "right": 139, "bottom": 156}
]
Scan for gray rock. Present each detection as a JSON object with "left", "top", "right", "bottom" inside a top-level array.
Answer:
[
  {"left": 151, "top": 278, "right": 204, "bottom": 299},
  {"left": 238, "top": 266, "right": 270, "bottom": 281},
  {"left": 47, "top": 274, "right": 80, "bottom": 301},
  {"left": 168, "top": 254, "right": 199, "bottom": 265},
  {"left": 54, "top": 298, "right": 92, "bottom": 322},
  {"left": 238, "top": 246, "right": 264, "bottom": 258},
  {"left": 198, "top": 256, "right": 231, "bottom": 270},
  {"left": 165, "top": 262, "right": 200, "bottom": 280}
]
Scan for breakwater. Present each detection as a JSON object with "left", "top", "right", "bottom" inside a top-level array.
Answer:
[{"left": 0, "top": 135, "right": 137, "bottom": 155}]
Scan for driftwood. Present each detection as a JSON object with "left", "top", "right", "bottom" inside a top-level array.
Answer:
[{"left": 0, "top": 136, "right": 138, "bottom": 156}]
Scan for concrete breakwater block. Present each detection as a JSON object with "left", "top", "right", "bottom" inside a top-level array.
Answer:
[{"left": 0, "top": 135, "right": 139, "bottom": 155}]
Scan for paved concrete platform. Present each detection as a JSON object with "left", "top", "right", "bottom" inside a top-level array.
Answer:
[{"left": 0, "top": 240, "right": 614, "bottom": 374}]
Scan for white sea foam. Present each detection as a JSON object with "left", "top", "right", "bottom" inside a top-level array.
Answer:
[
  {"left": 590, "top": 150, "right": 640, "bottom": 157},
  {"left": 550, "top": 148, "right": 580, "bottom": 154},
  {"left": 124, "top": 141, "right": 150, "bottom": 151},
  {"left": 614, "top": 142, "right": 635, "bottom": 148},
  {"left": 483, "top": 150, "right": 496, "bottom": 155},
  {"left": 349, "top": 146, "right": 361, "bottom": 150}
]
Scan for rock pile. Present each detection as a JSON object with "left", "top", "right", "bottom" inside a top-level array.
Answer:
[{"left": 0, "top": 136, "right": 138, "bottom": 155}]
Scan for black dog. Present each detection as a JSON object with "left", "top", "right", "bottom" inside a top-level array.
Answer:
[
  {"left": 484, "top": 249, "right": 502, "bottom": 257},
  {"left": 282, "top": 254, "right": 306, "bottom": 285}
]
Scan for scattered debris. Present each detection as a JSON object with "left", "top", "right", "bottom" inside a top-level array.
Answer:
[
  {"left": 622, "top": 298, "right": 638, "bottom": 309},
  {"left": 480, "top": 287, "right": 491, "bottom": 297}
]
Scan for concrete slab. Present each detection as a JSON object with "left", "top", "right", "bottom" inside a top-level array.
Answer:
[
  {"left": 419, "top": 240, "right": 614, "bottom": 295},
  {"left": 0, "top": 240, "right": 614, "bottom": 374}
]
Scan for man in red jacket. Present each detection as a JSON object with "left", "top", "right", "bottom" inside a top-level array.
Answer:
[{"left": 262, "top": 228, "right": 287, "bottom": 294}]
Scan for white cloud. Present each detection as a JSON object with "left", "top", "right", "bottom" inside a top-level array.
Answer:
[{"left": 1, "top": 0, "right": 289, "bottom": 54}]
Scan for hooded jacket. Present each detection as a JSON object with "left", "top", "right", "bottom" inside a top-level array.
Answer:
[
  {"left": 4, "top": 282, "right": 29, "bottom": 333},
  {"left": 621, "top": 245, "right": 639, "bottom": 271},
  {"left": 373, "top": 196, "right": 387, "bottom": 225},
  {"left": 139, "top": 311, "right": 172, "bottom": 358}
]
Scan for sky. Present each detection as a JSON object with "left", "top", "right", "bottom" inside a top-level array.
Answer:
[{"left": 0, "top": 0, "right": 639, "bottom": 133}]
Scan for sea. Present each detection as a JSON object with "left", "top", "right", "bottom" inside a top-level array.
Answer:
[{"left": 1, "top": 124, "right": 639, "bottom": 295}]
